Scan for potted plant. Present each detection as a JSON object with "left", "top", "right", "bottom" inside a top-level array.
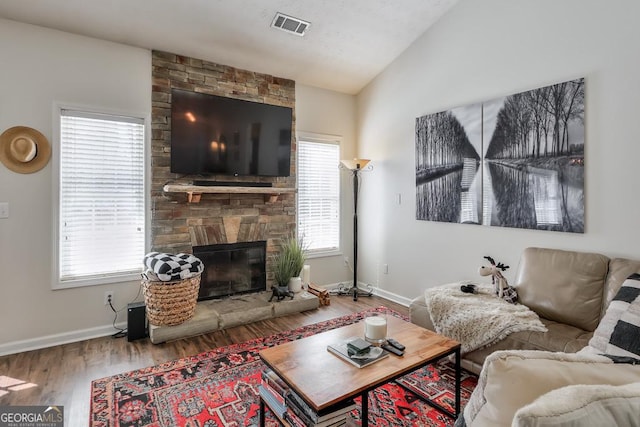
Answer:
[{"left": 273, "top": 235, "right": 306, "bottom": 293}]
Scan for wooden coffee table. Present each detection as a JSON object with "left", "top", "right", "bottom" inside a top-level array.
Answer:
[{"left": 258, "top": 315, "right": 461, "bottom": 426}]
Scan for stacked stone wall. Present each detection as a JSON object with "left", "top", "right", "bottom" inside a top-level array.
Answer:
[{"left": 151, "top": 51, "right": 296, "bottom": 287}]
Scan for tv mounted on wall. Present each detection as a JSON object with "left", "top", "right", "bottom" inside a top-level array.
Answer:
[{"left": 170, "top": 88, "right": 292, "bottom": 177}]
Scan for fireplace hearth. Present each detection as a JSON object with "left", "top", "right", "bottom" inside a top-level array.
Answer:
[{"left": 193, "top": 241, "right": 266, "bottom": 301}]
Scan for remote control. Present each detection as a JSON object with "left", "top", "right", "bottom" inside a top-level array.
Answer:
[
  {"left": 381, "top": 343, "right": 404, "bottom": 357},
  {"left": 386, "top": 338, "right": 405, "bottom": 351}
]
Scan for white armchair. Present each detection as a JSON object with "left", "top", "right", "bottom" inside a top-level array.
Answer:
[{"left": 460, "top": 350, "right": 640, "bottom": 427}]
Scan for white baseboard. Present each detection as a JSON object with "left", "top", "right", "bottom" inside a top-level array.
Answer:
[
  {"left": 317, "top": 282, "right": 411, "bottom": 307},
  {"left": 371, "top": 287, "right": 411, "bottom": 307},
  {"left": 0, "top": 322, "right": 127, "bottom": 357}
]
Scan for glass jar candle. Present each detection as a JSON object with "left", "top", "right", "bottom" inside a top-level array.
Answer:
[{"left": 364, "top": 313, "right": 387, "bottom": 345}]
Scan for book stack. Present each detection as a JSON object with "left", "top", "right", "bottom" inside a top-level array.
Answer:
[
  {"left": 285, "top": 387, "right": 354, "bottom": 427},
  {"left": 260, "top": 368, "right": 354, "bottom": 426},
  {"left": 259, "top": 369, "right": 290, "bottom": 419}
]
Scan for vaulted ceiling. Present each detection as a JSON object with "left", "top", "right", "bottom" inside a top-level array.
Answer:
[{"left": 0, "top": 0, "right": 459, "bottom": 94}]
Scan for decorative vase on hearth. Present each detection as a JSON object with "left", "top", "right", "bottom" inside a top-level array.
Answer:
[
  {"left": 273, "top": 235, "right": 307, "bottom": 293},
  {"left": 288, "top": 276, "right": 303, "bottom": 293}
]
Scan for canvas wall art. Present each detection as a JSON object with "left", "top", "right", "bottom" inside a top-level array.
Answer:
[{"left": 415, "top": 77, "right": 585, "bottom": 233}]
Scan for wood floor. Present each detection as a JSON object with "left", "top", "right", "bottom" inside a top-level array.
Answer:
[{"left": 0, "top": 295, "right": 407, "bottom": 426}]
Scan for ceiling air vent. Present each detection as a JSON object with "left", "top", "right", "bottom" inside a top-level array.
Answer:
[{"left": 271, "top": 12, "right": 310, "bottom": 36}]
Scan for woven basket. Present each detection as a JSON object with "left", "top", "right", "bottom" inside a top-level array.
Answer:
[{"left": 142, "top": 275, "right": 201, "bottom": 326}]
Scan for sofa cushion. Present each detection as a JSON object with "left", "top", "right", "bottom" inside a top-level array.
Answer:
[
  {"left": 587, "top": 274, "right": 640, "bottom": 358},
  {"left": 464, "top": 350, "right": 640, "bottom": 427},
  {"left": 602, "top": 258, "right": 640, "bottom": 318},
  {"left": 463, "top": 318, "right": 592, "bottom": 374},
  {"left": 512, "top": 382, "right": 640, "bottom": 427},
  {"left": 514, "top": 247, "right": 609, "bottom": 332}
]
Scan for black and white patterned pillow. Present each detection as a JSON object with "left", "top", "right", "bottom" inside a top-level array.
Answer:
[
  {"left": 588, "top": 273, "right": 640, "bottom": 357},
  {"left": 143, "top": 252, "right": 204, "bottom": 282}
]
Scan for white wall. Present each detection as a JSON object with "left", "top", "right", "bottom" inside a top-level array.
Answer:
[
  {"left": 356, "top": 0, "right": 640, "bottom": 300},
  {"left": 295, "top": 84, "right": 357, "bottom": 286},
  {"left": 0, "top": 19, "right": 151, "bottom": 353}
]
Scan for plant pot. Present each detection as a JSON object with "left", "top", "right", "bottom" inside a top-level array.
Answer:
[{"left": 288, "top": 276, "right": 303, "bottom": 293}]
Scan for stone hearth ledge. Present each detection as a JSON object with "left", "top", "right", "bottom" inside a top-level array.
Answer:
[{"left": 148, "top": 291, "right": 319, "bottom": 344}]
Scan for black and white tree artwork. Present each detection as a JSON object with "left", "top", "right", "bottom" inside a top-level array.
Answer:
[
  {"left": 416, "top": 78, "right": 585, "bottom": 233},
  {"left": 415, "top": 103, "right": 482, "bottom": 224}
]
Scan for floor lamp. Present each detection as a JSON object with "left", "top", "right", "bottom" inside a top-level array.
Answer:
[{"left": 340, "top": 159, "right": 371, "bottom": 301}]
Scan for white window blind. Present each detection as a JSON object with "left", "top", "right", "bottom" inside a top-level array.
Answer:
[
  {"left": 58, "top": 110, "right": 145, "bottom": 285},
  {"left": 298, "top": 140, "right": 340, "bottom": 253}
]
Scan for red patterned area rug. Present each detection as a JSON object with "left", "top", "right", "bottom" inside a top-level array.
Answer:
[{"left": 90, "top": 307, "right": 477, "bottom": 426}]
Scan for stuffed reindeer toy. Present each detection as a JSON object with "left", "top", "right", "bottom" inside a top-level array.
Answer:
[{"left": 479, "top": 256, "right": 518, "bottom": 304}]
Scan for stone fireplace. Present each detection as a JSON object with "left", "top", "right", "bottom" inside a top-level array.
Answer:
[
  {"left": 147, "top": 51, "right": 318, "bottom": 345},
  {"left": 150, "top": 51, "right": 296, "bottom": 289}
]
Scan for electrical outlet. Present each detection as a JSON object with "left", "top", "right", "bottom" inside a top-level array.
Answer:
[
  {"left": 104, "top": 291, "right": 114, "bottom": 306},
  {"left": 0, "top": 202, "right": 8, "bottom": 219}
]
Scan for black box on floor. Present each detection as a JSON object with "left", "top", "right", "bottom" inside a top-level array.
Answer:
[{"left": 127, "top": 302, "right": 147, "bottom": 342}]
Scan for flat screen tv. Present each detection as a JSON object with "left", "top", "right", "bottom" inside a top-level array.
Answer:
[{"left": 170, "top": 88, "right": 292, "bottom": 177}]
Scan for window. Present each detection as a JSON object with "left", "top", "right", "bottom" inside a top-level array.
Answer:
[
  {"left": 297, "top": 136, "right": 340, "bottom": 255},
  {"left": 56, "top": 109, "right": 145, "bottom": 288}
]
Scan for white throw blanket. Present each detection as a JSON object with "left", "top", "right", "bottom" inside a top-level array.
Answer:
[{"left": 425, "top": 283, "right": 547, "bottom": 354}]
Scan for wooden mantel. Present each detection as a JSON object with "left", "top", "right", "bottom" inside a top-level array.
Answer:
[{"left": 163, "top": 184, "right": 297, "bottom": 203}]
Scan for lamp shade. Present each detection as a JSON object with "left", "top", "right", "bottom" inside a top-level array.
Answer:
[{"left": 340, "top": 158, "right": 370, "bottom": 170}]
